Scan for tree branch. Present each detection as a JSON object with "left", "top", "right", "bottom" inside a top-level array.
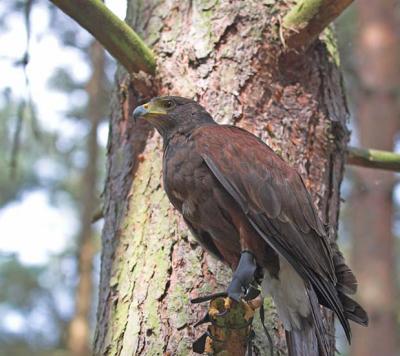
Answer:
[
  {"left": 283, "top": 0, "right": 353, "bottom": 49},
  {"left": 347, "top": 146, "right": 400, "bottom": 172},
  {"left": 50, "top": 0, "right": 156, "bottom": 74},
  {"left": 48, "top": 3, "right": 399, "bottom": 175}
]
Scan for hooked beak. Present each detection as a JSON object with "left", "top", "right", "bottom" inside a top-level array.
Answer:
[
  {"left": 133, "top": 105, "right": 148, "bottom": 121},
  {"left": 133, "top": 101, "right": 168, "bottom": 122}
]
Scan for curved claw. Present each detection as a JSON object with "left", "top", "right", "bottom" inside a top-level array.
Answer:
[
  {"left": 192, "top": 331, "right": 209, "bottom": 354},
  {"left": 190, "top": 291, "right": 227, "bottom": 304},
  {"left": 215, "top": 308, "right": 230, "bottom": 317},
  {"left": 194, "top": 312, "right": 212, "bottom": 327},
  {"left": 244, "top": 285, "right": 261, "bottom": 301}
]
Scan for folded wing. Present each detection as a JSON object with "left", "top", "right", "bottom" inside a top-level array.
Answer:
[{"left": 193, "top": 125, "right": 354, "bottom": 340}]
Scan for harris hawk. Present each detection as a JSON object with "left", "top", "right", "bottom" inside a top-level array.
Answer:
[{"left": 133, "top": 96, "right": 368, "bottom": 355}]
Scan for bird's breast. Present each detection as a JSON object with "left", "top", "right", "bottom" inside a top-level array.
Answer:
[{"left": 163, "top": 139, "right": 207, "bottom": 217}]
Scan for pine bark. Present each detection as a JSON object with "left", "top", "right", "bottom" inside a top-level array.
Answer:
[
  {"left": 350, "top": 1, "right": 400, "bottom": 355},
  {"left": 94, "top": 1, "right": 349, "bottom": 355}
]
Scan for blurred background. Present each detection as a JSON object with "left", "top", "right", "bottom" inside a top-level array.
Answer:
[{"left": 0, "top": 1, "right": 398, "bottom": 355}]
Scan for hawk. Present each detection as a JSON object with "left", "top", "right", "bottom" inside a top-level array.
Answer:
[{"left": 133, "top": 96, "right": 368, "bottom": 355}]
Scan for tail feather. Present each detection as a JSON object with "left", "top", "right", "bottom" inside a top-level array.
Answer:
[
  {"left": 285, "top": 327, "right": 319, "bottom": 356},
  {"left": 331, "top": 241, "right": 369, "bottom": 327},
  {"left": 339, "top": 291, "right": 369, "bottom": 326},
  {"left": 331, "top": 242, "right": 358, "bottom": 295},
  {"left": 285, "top": 287, "right": 329, "bottom": 356},
  {"left": 307, "top": 287, "right": 329, "bottom": 355}
]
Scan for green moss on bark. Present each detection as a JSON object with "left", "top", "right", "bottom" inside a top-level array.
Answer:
[
  {"left": 51, "top": 0, "right": 156, "bottom": 73},
  {"left": 283, "top": 0, "right": 325, "bottom": 29}
]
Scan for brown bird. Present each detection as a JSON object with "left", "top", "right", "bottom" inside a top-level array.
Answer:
[{"left": 133, "top": 96, "right": 368, "bottom": 355}]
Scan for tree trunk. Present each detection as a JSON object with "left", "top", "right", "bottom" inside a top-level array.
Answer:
[
  {"left": 94, "top": 1, "right": 349, "bottom": 355},
  {"left": 68, "top": 41, "right": 105, "bottom": 356},
  {"left": 350, "top": 1, "right": 400, "bottom": 355}
]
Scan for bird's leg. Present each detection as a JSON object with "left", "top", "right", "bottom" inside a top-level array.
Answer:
[
  {"left": 227, "top": 250, "right": 259, "bottom": 301},
  {"left": 191, "top": 251, "right": 259, "bottom": 305},
  {"left": 191, "top": 252, "right": 259, "bottom": 354}
]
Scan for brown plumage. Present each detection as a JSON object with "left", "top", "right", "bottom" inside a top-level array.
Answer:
[{"left": 133, "top": 96, "right": 368, "bottom": 355}]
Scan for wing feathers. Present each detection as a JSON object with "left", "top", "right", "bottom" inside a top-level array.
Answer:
[{"left": 194, "top": 125, "right": 354, "bottom": 340}]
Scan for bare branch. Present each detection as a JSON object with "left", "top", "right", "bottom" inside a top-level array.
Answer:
[
  {"left": 347, "top": 146, "right": 400, "bottom": 172},
  {"left": 50, "top": 0, "right": 156, "bottom": 74},
  {"left": 283, "top": 0, "right": 353, "bottom": 50}
]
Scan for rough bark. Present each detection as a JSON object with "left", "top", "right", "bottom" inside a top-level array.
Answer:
[
  {"left": 68, "top": 41, "right": 105, "bottom": 356},
  {"left": 350, "top": 1, "right": 400, "bottom": 356},
  {"left": 94, "top": 1, "right": 349, "bottom": 355}
]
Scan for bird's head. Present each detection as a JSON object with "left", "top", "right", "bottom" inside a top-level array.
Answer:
[{"left": 133, "top": 96, "right": 216, "bottom": 139}]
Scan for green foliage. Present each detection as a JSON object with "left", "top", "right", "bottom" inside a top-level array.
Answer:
[
  {"left": 0, "top": 92, "right": 41, "bottom": 206},
  {"left": 48, "top": 67, "right": 85, "bottom": 92},
  {"left": 0, "top": 1, "right": 110, "bottom": 355},
  {"left": 0, "top": 253, "right": 71, "bottom": 355},
  {"left": 0, "top": 89, "right": 84, "bottom": 207},
  {"left": 0, "top": 255, "right": 42, "bottom": 308}
]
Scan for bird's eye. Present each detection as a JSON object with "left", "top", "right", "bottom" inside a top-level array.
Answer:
[{"left": 164, "top": 100, "right": 174, "bottom": 109}]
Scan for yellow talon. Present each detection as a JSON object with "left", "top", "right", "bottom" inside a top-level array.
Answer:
[
  {"left": 224, "top": 297, "right": 233, "bottom": 311},
  {"left": 243, "top": 301, "right": 256, "bottom": 321},
  {"left": 248, "top": 295, "right": 263, "bottom": 311},
  {"left": 209, "top": 306, "right": 220, "bottom": 318}
]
